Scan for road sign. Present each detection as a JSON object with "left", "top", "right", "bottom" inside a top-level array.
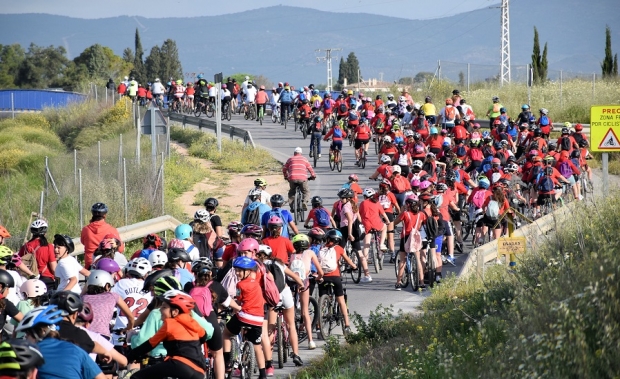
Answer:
[
  {"left": 590, "top": 105, "right": 620, "bottom": 152},
  {"left": 497, "top": 237, "right": 526, "bottom": 256},
  {"left": 141, "top": 105, "right": 167, "bottom": 135},
  {"left": 214, "top": 72, "right": 223, "bottom": 84}
]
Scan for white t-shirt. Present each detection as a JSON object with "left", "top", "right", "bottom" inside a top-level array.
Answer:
[
  {"left": 111, "top": 278, "right": 153, "bottom": 345},
  {"left": 243, "top": 188, "right": 271, "bottom": 208},
  {"left": 151, "top": 82, "right": 165, "bottom": 95},
  {"left": 221, "top": 89, "right": 231, "bottom": 99},
  {"left": 56, "top": 256, "right": 83, "bottom": 294},
  {"left": 7, "top": 270, "right": 24, "bottom": 304},
  {"left": 182, "top": 240, "right": 200, "bottom": 261},
  {"left": 244, "top": 86, "right": 257, "bottom": 103},
  {"left": 208, "top": 86, "right": 217, "bottom": 97},
  {"left": 271, "top": 92, "right": 280, "bottom": 105}
]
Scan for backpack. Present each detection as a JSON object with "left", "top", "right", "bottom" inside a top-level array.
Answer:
[
  {"left": 482, "top": 145, "right": 495, "bottom": 158},
  {"left": 258, "top": 263, "right": 281, "bottom": 307},
  {"left": 572, "top": 132, "right": 585, "bottom": 145},
  {"left": 560, "top": 137, "right": 572, "bottom": 151},
  {"left": 486, "top": 200, "right": 500, "bottom": 219},
  {"left": 314, "top": 207, "right": 331, "bottom": 227},
  {"left": 414, "top": 143, "right": 425, "bottom": 155},
  {"left": 348, "top": 110, "right": 358, "bottom": 121},
  {"left": 323, "top": 99, "right": 332, "bottom": 110},
  {"left": 529, "top": 165, "right": 544, "bottom": 184},
  {"left": 444, "top": 106, "right": 456, "bottom": 122},
  {"left": 289, "top": 254, "right": 307, "bottom": 281},
  {"left": 20, "top": 246, "right": 41, "bottom": 278},
  {"left": 188, "top": 283, "right": 213, "bottom": 317},
  {"left": 456, "top": 145, "right": 467, "bottom": 157},
  {"left": 540, "top": 115, "right": 550, "bottom": 126},
  {"left": 339, "top": 103, "right": 348, "bottom": 113},
  {"left": 495, "top": 152, "right": 507, "bottom": 167},
  {"left": 220, "top": 264, "right": 239, "bottom": 297},
  {"left": 538, "top": 174, "right": 555, "bottom": 192},
  {"left": 471, "top": 189, "right": 487, "bottom": 208},
  {"left": 244, "top": 205, "right": 262, "bottom": 227},
  {"left": 424, "top": 217, "right": 439, "bottom": 239},
  {"left": 232, "top": 84, "right": 240, "bottom": 96},
  {"left": 404, "top": 213, "right": 423, "bottom": 253},
  {"left": 318, "top": 246, "right": 338, "bottom": 274},
  {"left": 422, "top": 161, "right": 435, "bottom": 177},
  {"left": 453, "top": 169, "right": 462, "bottom": 183},
  {"left": 492, "top": 103, "right": 501, "bottom": 113},
  {"left": 479, "top": 156, "right": 493, "bottom": 173},
  {"left": 558, "top": 161, "right": 573, "bottom": 179},
  {"left": 313, "top": 121, "right": 323, "bottom": 133},
  {"left": 333, "top": 127, "right": 343, "bottom": 138},
  {"left": 265, "top": 262, "right": 286, "bottom": 292},
  {"left": 499, "top": 115, "right": 509, "bottom": 127},
  {"left": 393, "top": 175, "right": 409, "bottom": 193},
  {"left": 469, "top": 148, "right": 483, "bottom": 161},
  {"left": 375, "top": 118, "right": 385, "bottom": 131}
]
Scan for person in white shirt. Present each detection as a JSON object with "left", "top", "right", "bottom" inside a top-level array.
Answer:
[
  {"left": 53, "top": 235, "right": 89, "bottom": 294},
  {"left": 244, "top": 83, "right": 257, "bottom": 104},
  {"left": 208, "top": 83, "right": 218, "bottom": 104},
  {"left": 221, "top": 84, "right": 232, "bottom": 113},
  {"left": 241, "top": 76, "right": 250, "bottom": 93},
  {"left": 459, "top": 98, "right": 475, "bottom": 121},
  {"left": 151, "top": 78, "right": 165, "bottom": 95}
]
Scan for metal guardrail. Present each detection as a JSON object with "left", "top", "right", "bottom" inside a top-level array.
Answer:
[
  {"left": 70, "top": 215, "right": 183, "bottom": 256},
  {"left": 168, "top": 113, "right": 256, "bottom": 148},
  {"left": 474, "top": 119, "right": 590, "bottom": 134}
]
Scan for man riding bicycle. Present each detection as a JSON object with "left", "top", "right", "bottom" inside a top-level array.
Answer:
[
  {"left": 278, "top": 86, "right": 294, "bottom": 125},
  {"left": 282, "top": 147, "right": 316, "bottom": 211}
]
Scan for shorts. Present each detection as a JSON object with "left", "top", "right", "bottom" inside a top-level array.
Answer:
[
  {"left": 385, "top": 212, "right": 395, "bottom": 224},
  {"left": 279, "top": 285, "right": 294, "bottom": 309},
  {"left": 449, "top": 209, "right": 461, "bottom": 222},
  {"left": 339, "top": 226, "right": 361, "bottom": 251},
  {"left": 186, "top": 95, "right": 194, "bottom": 100},
  {"left": 206, "top": 312, "right": 223, "bottom": 351},
  {"left": 482, "top": 215, "right": 502, "bottom": 229},
  {"left": 354, "top": 139, "right": 370, "bottom": 150},
  {"left": 435, "top": 235, "right": 444, "bottom": 254},
  {"left": 442, "top": 220, "right": 453, "bottom": 236},
  {"left": 331, "top": 141, "right": 343, "bottom": 151},
  {"left": 537, "top": 193, "right": 556, "bottom": 206},
  {"left": 399, "top": 235, "right": 406, "bottom": 252},
  {"left": 318, "top": 276, "right": 344, "bottom": 297},
  {"left": 225, "top": 314, "right": 262, "bottom": 345}
]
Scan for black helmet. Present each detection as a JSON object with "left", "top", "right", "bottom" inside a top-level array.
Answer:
[
  {"left": 0, "top": 269, "right": 14, "bottom": 289},
  {"left": 534, "top": 128, "right": 542, "bottom": 137},
  {"left": 452, "top": 89, "right": 460, "bottom": 95},
  {"left": 270, "top": 194, "right": 285, "bottom": 207},
  {"left": 91, "top": 202, "right": 108, "bottom": 214},
  {"left": 425, "top": 96, "right": 432, "bottom": 102},
  {"left": 204, "top": 198, "right": 219, "bottom": 209},
  {"left": 167, "top": 249, "right": 191, "bottom": 263},
  {"left": 308, "top": 84, "right": 315, "bottom": 89},
  {"left": 337, "top": 188, "right": 354, "bottom": 199},
  {"left": 53, "top": 234, "right": 75, "bottom": 254},
  {"left": 376, "top": 95, "right": 382, "bottom": 100},
  {"left": 578, "top": 140, "right": 588, "bottom": 148},
  {"left": 142, "top": 269, "right": 174, "bottom": 293},
  {"left": 445, "top": 170, "right": 457, "bottom": 182},
  {"left": 50, "top": 291, "right": 83, "bottom": 315},
  {"left": 418, "top": 109, "right": 425, "bottom": 116},
  {"left": 310, "top": 196, "right": 323, "bottom": 206},
  {"left": 0, "top": 339, "right": 45, "bottom": 371},
  {"left": 325, "top": 229, "right": 342, "bottom": 243}
]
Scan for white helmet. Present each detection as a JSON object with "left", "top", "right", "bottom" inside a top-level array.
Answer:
[
  {"left": 399, "top": 96, "right": 406, "bottom": 102},
  {"left": 148, "top": 250, "right": 168, "bottom": 267},
  {"left": 126, "top": 258, "right": 152, "bottom": 278},
  {"left": 193, "top": 209, "right": 210, "bottom": 223},
  {"left": 380, "top": 155, "right": 391, "bottom": 163},
  {"left": 124, "top": 76, "right": 128, "bottom": 80},
  {"left": 155, "top": 78, "right": 160, "bottom": 82},
  {"left": 387, "top": 94, "right": 394, "bottom": 99},
  {"left": 413, "top": 102, "right": 421, "bottom": 110},
  {"left": 87, "top": 270, "right": 115, "bottom": 288},
  {"left": 412, "top": 160, "right": 423, "bottom": 168},
  {"left": 20, "top": 279, "right": 47, "bottom": 298},
  {"left": 392, "top": 165, "right": 402, "bottom": 174},
  {"left": 249, "top": 189, "right": 262, "bottom": 198},
  {"left": 540, "top": 108, "right": 549, "bottom": 115},
  {"left": 258, "top": 244, "right": 273, "bottom": 257},
  {"left": 363, "top": 188, "right": 376, "bottom": 198},
  {"left": 404, "top": 130, "right": 414, "bottom": 137},
  {"left": 30, "top": 219, "right": 48, "bottom": 229},
  {"left": 383, "top": 135, "right": 392, "bottom": 143}
]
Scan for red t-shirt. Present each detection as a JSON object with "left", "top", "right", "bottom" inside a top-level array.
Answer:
[
  {"left": 377, "top": 191, "right": 398, "bottom": 213},
  {"left": 18, "top": 239, "right": 56, "bottom": 279},
  {"left": 426, "top": 135, "right": 444, "bottom": 149},
  {"left": 359, "top": 199, "right": 385, "bottom": 233},
  {"left": 400, "top": 211, "right": 427, "bottom": 238},
  {"left": 262, "top": 236, "right": 294, "bottom": 264},
  {"left": 236, "top": 277, "right": 265, "bottom": 326},
  {"left": 354, "top": 124, "right": 371, "bottom": 140},
  {"left": 221, "top": 243, "right": 238, "bottom": 263}
]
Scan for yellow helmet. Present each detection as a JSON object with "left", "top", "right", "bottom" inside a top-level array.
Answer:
[
  {"left": 176, "top": 79, "right": 183, "bottom": 85},
  {"left": 347, "top": 90, "right": 353, "bottom": 95}
]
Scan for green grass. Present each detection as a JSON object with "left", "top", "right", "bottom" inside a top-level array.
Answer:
[{"left": 299, "top": 195, "right": 620, "bottom": 379}]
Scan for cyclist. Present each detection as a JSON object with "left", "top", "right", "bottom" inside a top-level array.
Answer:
[
  {"left": 304, "top": 196, "right": 336, "bottom": 230},
  {"left": 164, "top": 240, "right": 193, "bottom": 287},
  {"left": 353, "top": 118, "right": 371, "bottom": 165},
  {"left": 220, "top": 222, "right": 245, "bottom": 267},
  {"left": 278, "top": 86, "right": 294, "bottom": 124},
  {"left": 203, "top": 198, "right": 224, "bottom": 237},
  {"left": 220, "top": 84, "right": 232, "bottom": 114},
  {"left": 18, "top": 220, "right": 56, "bottom": 287},
  {"left": 0, "top": 338, "right": 45, "bottom": 379},
  {"left": 81, "top": 203, "right": 124, "bottom": 269},
  {"left": 308, "top": 115, "right": 324, "bottom": 159},
  {"left": 242, "top": 178, "right": 271, "bottom": 215},
  {"left": 172, "top": 80, "right": 185, "bottom": 110},
  {"left": 342, "top": 174, "right": 363, "bottom": 203},
  {"left": 54, "top": 234, "right": 88, "bottom": 294},
  {"left": 10, "top": 278, "right": 46, "bottom": 335},
  {"left": 378, "top": 136, "right": 398, "bottom": 164},
  {"left": 376, "top": 180, "right": 400, "bottom": 263},
  {"left": 262, "top": 217, "right": 294, "bottom": 264},
  {"left": 359, "top": 188, "right": 390, "bottom": 282},
  {"left": 282, "top": 147, "right": 316, "bottom": 212},
  {"left": 242, "top": 189, "right": 272, "bottom": 227},
  {"left": 298, "top": 99, "right": 313, "bottom": 131},
  {"left": 555, "top": 151, "right": 582, "bottom": 201},
  {"left": 394, "top": 196, "right": 427, "bottom": 289},
  {"left": 0, "top": 269, "right": 23, "bottom": 335},
  {"left": 255, "top": 85, "right": 269, "bottom": 122},
  {"left": 324, "top": 120, "right": 347, "bottom": 163},
  {"left": 486, "top": 96, "right": 503, "bottom": 125},
  {"left": 16, "top": 305, "right": 106, "bottom": 379},
  {"left": 437, "top": 98, "right": 457, "bottom": 131},
  {"left": 243, "top": 83, "right": 257, "bottom": 118},
  {"left": 322, "top": 92, "right": 335, "bottom": 121},
  {"left": 261, "top": 194, "right": 297, "bottom": 239},
  {"left": 369, "top": 155, "right": 394, "bottom": 181}
]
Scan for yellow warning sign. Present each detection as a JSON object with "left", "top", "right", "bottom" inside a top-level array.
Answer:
[
  {"left": 591, "top": 105, "right": 620, "bottom": 152},
  {"left": 497, "top": 237, "right": 526, "bottom": 256}
]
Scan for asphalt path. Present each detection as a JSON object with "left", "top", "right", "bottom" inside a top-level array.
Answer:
[{"left": 174, "top": 111, "right": 470, "bottom": 377}]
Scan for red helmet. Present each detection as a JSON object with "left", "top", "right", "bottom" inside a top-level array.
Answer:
[
  {"left": 574, "top": 123, "right": 583, "bottom": 131},
  {"left": 492, "top": 158, "right": 501, "bottom": 164},
  {"left": 348, "top": 174, "right": 359, "bottom": 182},
  {"left": 0, "top": 225, "right": 10, "bottom": 238},
  {"left": 493, "top": 119, "right": 502, "bottom": 125},
  {"left": 162, "top": 290, "right": 195, "bottom": 314},
  {"left": 308, "top": 227, "right": 326, "bottom": 241},
  {"left": 143, "top": 234, "right": 162, "bottom": 249},
  {"left": 379, "top": 179, "right": 391, "bottom": 188}
]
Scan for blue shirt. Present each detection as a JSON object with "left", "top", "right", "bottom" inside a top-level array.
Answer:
[
  {"left": 309, "top": 244, "right": 320, "bottom": 273},
  {"left": 174, "top": 268, "right": 194, "bottom": 287},
  {"left": 280, "top": 91, "right": 293, "bottom": 103},
  {"left": 261, "top": 208, "right": 294, "bottom": 238},
  {"left": 241, "top": 201, "right": 272, "bottom": 225},
  {"left": 37, "top": 338, "right": 102, "bottom": 379}
]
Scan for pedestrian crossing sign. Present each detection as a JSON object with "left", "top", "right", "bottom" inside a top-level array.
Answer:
[{"left": 591, "top": 105, "right": 620, "bottom": 152}]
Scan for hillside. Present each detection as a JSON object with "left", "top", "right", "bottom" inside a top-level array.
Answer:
[{"left": 0, "top": 1, "right": 618, "bottom": 84}]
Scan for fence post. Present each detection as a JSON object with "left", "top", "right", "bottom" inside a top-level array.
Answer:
[
  {"left": 161, "top": 152, "right": 165, "bottom": 216},
  {"left": 559, "top": 70, "right": 563, "bottom": 109},
  {"left": 44, "top": 157, "right": 49, "bottom": 197},
  {"left": 98, "top": 141, "right": 101, "bottom": 179},
  {"left": 39, "top": 191, "right": 44, "bottom": 217},
  {"left": 123, "top": 158, "right": 128, "bottom": 225},
  {"left": 592, "top": 73, "right": 596, "bottom": 101},
  {"left": 78, "top": 169, "right": 83, "bottom": 227},
  {"left": 95, "top": 85, "right": 98, "bottom": 102},
  {"left": 11, "top": 93, "right": 14, "bottom": 119},
  {"left": 74, "top": 149, "right": 77, "bottom": 186},
  {"left": 118, "top": 134, "right": 123, "bottom": 181},
  {"left": 106, "top": 88, "right": 108, "bottom": 105}
]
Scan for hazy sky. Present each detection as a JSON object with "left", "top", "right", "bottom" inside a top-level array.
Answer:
[{"left": 0, "top": 0, "right": 498, "bottom": 20}]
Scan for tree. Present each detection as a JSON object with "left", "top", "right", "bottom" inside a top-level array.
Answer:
[
  {"left": 15, "top": 44, "right": 70, "bottom": 88},
  {"left": 131, "top": 29, "right": 147, "bottom": 83},
  {"left": 158, "top": 39, "right": 183, "bottom": 81},
  {"left": 458, "top": 71, "right": 465, "bottom": 87},
  {"left": 337, "top": 57, "right": 347, "bottom": 89},
  {"left": 0, "top": 44, "right": 25, "bottom": 88},
  {"left": 346, "top": 52, "right": 361, "bottom": 84},
  {"left": 614, "top": 54, "right": 619, "bottom": 77},
  {"left": 531, "top": 27, "right": 548, "bottom": 84},
  {"left": 145, "top": 46, "right": 162, "bottom": 81},
  {"left": 602, "top": 26, "right": 615, "bottom": 78},
  {"left": 398, "top": 77, "right": 414, "bottom": 85},
  {"left": 122, "top": 48, "right": 134, "bottom": 64},
  {"left": 73, "top": 44, "right": 110, "bottom": 79},
  {"left": 413, "top": 71, "right": 434, "bottom": 84}
]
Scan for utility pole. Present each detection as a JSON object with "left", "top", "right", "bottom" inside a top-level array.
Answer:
[
  {"left": 316, "top": 48, "right": 342, "bottom": 91},
  {"left": 499, "top": 0, "right": 511, "bottom": 86}
]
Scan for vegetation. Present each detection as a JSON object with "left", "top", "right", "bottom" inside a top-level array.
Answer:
[
  {"left": 531, "top": 27, "right": 548, "bottom": 84},
  {"left": 601, "top": 25, "right": 619, "bottom": 78},
  {"left": 337, "top": 52, "right": 362, "bottom": 90},
  {"left": 299, "top": 196, "right": 620, "bottom": 379}
]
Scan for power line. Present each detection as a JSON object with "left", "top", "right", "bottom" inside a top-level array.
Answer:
[{"left": 316, "top": 48, "right": 342, "bottom": 91}]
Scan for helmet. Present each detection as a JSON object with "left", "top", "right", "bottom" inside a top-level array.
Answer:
[
  {"left": 392, "top": 165, "right": 402, "bottom": 174},
  {"left": 506, "top": 163, "right": 519, "bottom": 172},
  {"left": 473, "top": 123, "right": 481, "bottom": 129},
  {"left": 193, "top": 210, "right": 210, "bottom": 223},
  {"left": 77, "top": 302, "right": 94, "bottom": 323},
  {"left": 168, "top": 248, "right": 191, "bottom": 263},
  {"left": 161, "top": 290, "right": 195, "bottom": 314},
  {"left": 532, "top": 156, "right": 543, "bottom": 162},
  {"left": 399, "top": 96, "right": 406, "bottom": 102},
  {"left": 91, "top": 202, "right": 108, "bottom": 215},
  {"left": 174, "top": 224, "right": 192, "bottom": 240},
  {"left": 237, "top": 238, "right": 259, "bottom": 253},
  {"left": 478, "top": 178, "right": 490, "bottom": 189},
  {"left": 347, "top": 90, "right": 353, "bottom": 95},
  {"left": 426, "top": 152, "right": 436, "bottom": 159},
  {"left": 561, "top": 127, "right": 569, "bottom": 135},
  {"left": 222, "top": 84, "right": 227, "bottom": 89},
  {"left": 240, "top": 224, "right": 262, "bottom": 238},
  {"left": 248, "top": 189, "right": 262, "bottom": 200},
  {"left": 348, "top": 174, "right": 359, "bottom": 182},
  {"left": 491, "top": 158, "right": 501, "bottom": 165},
  {"left": 292, "top": 234, "right": 310, "bottom": 251},
  {"left": 167, "top": 238, "right": 185, "bottom": 251},
  {"left": 529, "top": 150, "right": 539, "bottom": 157},
  {"left": 500, "top": 107, "right": 506, "bottom": 113},
  {"left": 142, "top": 234, "right": 162, "bottom": 249},
  {"left": 419, "top": 180, "right": 432, "bottom": 190},
  {"left": 0, "top": 225, "right": 10, "bottom": 238},
  {"left": 453, "top": 158, "right": 463, "bottom": 165},
  {"left": 325, "top": 229, "right": 342, "bottom": 243},
  {"left": 445, "top": 98, "right": 453, "bottom": 105},
  {"left": 430, "top": 127, "right": 438, "bottom": 134},
  {"left": 176, "top": 79, "right": 182, "bottom": 85},
  {"left": 153, "top": 275, "right": 182, "bottom": 296},
  {"left": 312, "top": 89, "right": 319, "bottom": 95},
  {"left": 419, "top": 193, "right": 433, "bottom": 202},
  {"left": 380, "top": 178, "right": 392, "bottom": 188},
  {"left": 520, "top": 123, "right": 529, "bottom": 129},
  {"left": 0, "top": 246, "right": 12, "bottom": 265},
  {"left": 204, "top": 198, "right": 219, "bottom": 209},
  {"left": 98, "top": 235, "right": 120, "bottom": 251},
  {"left": 387, "top": 94, "right": 394, "bottom": 99},
  {"left": 20, "top": 279, "right": 47, "bottom": 299},
  {"left": 310, "top": 196, "right": 323, "bottom": 207},
  {"left": 411, "top": 179, "right": 421, "bottom": 188},
  {"left": 148, "top": 250, "right": 168, "bottom": 267},
  {"left": 308, "top": 227, "right": 326, "bottom": 241},
  {"left": 267, "top": 216, "right": 283, "bottom": 228},
  {"left": 337, "top": 188, "right": 355, "bottom": 199},
  {"left": 382, "top": 136, "right": 392, "bottom": 144},
  {"left": 404, "top": 129, "right": 414, "bottom": 137},
  {"left": 363, "top": 188, "right": 377, "bottom": 198},
  {"left": 270, "top": 194, "right": 285, "bottom": 207},
  {"left": 49, "top": 291, "right": 83, "bottom": 315},
  {"left": 191, "top": 257, "right": 214, "bottom": 274},
  {"left": 534, "top": 129, "right": 542, "bottom": 137},
  {"left": 380, "top": 154, "right": 391, "bottom": 163},
  {"left": 126, "top": 258, "right": 152, "bottom": 278},
  {"left": 539, "top": 108, "right": 548, "bottom": 115},
  {"left": 258, "top": 245, "right": 272, "bottom": 257},
  {"left": 259, "top": 85, "right": 265, "bottom": 90},
  {"left": 254, "top": 178, "right": 267, "bottom": 187},
  {"left": 578, "top": 140, "right": 588, "bottom": 148},
  {"left": 521, "top": 104, "right": 529, "bottom": 110},
  {"left": 87, "top": 270, "right": 115, "bottom": 288},
  {"left": 92, "top": 257, "right": 120, "bottom": 273},
  {"left": 492, "top": 96, "right": 499, "bottom": 102},
  {"left": 16, "top": 305, "right": 63, "bottom": 333},
  {"left": 436, "top": 183, "right": 448, "bottom": 192},
  {"left": 30, "top": 220, "right": 47, "bottom": 235},
  {"left": 412, "top": 160, "right": 423, "bottom": 168},
  {"left": 543, "top": 155, "right": 555, "bottom": 162},
  {"left": 233, "top": 256, "right": 257, "bottom": 270},
  {"left": 575, "top": 123, "right": 583, "bottom": 131},
  {"left": 0, "top": 338, "right": 45, "bottom": 371}
]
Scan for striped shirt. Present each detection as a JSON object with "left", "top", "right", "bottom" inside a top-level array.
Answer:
[{"left": 283, "top": 155, "right": 315, "bottom": 181}]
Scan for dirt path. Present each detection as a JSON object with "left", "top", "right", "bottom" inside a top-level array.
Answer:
[{"left": 171, "top": 142, "right": 288, "bottom": 223}]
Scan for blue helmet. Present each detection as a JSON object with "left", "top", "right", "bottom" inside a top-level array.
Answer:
[
  {"left": 175, "top": 224, "right": 192, "bottom": 240},
  {"left": 139, "top": 248, "right": 156, "bottom": 260},
  {"left": 478, "top": 178, "right": 490, "bottom": 189},
  {"left": 325, "top": 229, "right": 342, "bottom": 243},
  {"left": 430, "top": 127, "right": 438, "bottom": 135},
  {"left": 16, "top": 305, "right": 63, "bottom": 333},
  {"left": 482, "top": 131, "right": 491, "bottom": 139},
  {"left": 197, "top": 74, "right": 204, "bottom": 79},
  {"left": 232, "top": 256, "right": 257, "bottom": 270}
]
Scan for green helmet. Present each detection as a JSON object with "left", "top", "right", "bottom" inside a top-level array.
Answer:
[
  {"left": 153, "top": 276, "right": 182, "bottom": 296},
  {"left": 291, "top": 234, "right": 310, "bottom": 251},
  {"left": 0, "top": 246, "right": 13, "bottom": 265}
]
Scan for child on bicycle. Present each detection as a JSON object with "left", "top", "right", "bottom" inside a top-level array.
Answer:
[
  {"left": 323, "top": 120, "right": 347, "bottom": 162},
  {"left": 309, "top": 116, "right": 323, "bottom": 159},
  {"left": 299, "top": 230, "right": 325, "bottom": 349}
]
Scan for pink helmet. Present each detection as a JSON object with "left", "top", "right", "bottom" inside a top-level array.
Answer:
[
  {"left": 167, "top": 238, "right": 185, "bottom": 250},
  {"left": 528, "top": 150, "right": 539, "bottom": 156},
  {"left": 20, "top": 279, "right": 47, "bottom": 298},
  {"left": 267, "top": 216, "right": 283, "bottom": 227},
  {"left": 411, "top": 179, "right": 421, "bottom": 187},
  {"left": 92, "top": 257, "right": 120, "bottom": 273},
  {"left": 419, "top": 180, "right": 432, "bottom": 190},
  {"left": 237, "top": 238, "right": 259, "bottom": 254},
  {"left": 348, "top": 174, "right": 359, "bottom": 181},
  {"left": 405, "top": 194, "right": 419, "bottom": 203}
]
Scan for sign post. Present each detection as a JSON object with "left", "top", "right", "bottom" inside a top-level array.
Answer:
[
  {"left": 214, "top": 72, "right": 223, "bottom": 153},
  {"left": 497, "top": 236, "right": 526, "bottom": 266},
  {"left": 590, "top": 105, "right": 620, "bottom": 195}
]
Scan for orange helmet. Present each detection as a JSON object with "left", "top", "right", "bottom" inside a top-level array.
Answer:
[
  {"left": 162, "top": 290, "right": 195, "bottom": 314},
  {"left": 574, "top": 123, "right": 583, "bottom": 131},
  {"left": 0, "top": 225, "right": 10, "bottom": 238},
  {"left": 445, "top": 98, "right": 453, "bottom": 105}
]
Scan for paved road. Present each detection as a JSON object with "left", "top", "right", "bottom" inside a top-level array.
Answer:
[{"left": 174, "top": 112, "right": 470, "bottom": 377}]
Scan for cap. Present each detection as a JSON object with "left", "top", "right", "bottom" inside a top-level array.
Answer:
[{"left": 294, "top": 147, "right": 302, "bottom": 154}]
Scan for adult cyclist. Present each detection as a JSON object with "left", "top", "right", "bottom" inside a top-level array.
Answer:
[
  {"left": 278, "top": 86, "right": 294, "bottom": 124},
  {"left": 282, "top": 147, "right": 316, "bottom": 211}
]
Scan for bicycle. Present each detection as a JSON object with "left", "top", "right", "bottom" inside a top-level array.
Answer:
[
  {"left": 311, "top": 134, "right": 320, "bottom": 168},
  {"left": 421, "top": 241, "right": 436, "bottom": 288},
  {"left": 194, "top": 98, "right": 208, "bottom": 117},
  {"left": 282, "top": 106, "right": 289, "bottom": 129},
  {"left": 291, "top": 180, "right": 311, "bottom": 224},
  {"left": 579, "top": 170, "right": 593, "bottom": 200},
  {"left": 291, "top": 282, "right": 319, "bottom": 344},
  {"left": 328, "top": 146, "right": 343, "bottom": 172},
  {"left": 394, "top": 250, "right": 421, "bottom": 291},
  {"left": 272, "top": 304, "right": 290, "bottom": 369},
  {"left": 205, "top": 100, "right": 215, "bottom": 118},
  {"left": 367, "top": 228, "right": 382, "bottom": 273},
  {"left": 271, "top": 104, "right": 281, "bottom": 124},
  {"left": 356, "top": 145, "right": 367, "bottom": 169},
  {"left": 343, "top": 241, "right": 361, "bottom": 284},
  {"left": 257, "top": 103, "right": 266, "bottom": 125},
  {"left": 222, "top": 102, "right": 232, "bottom": 121},
  {"left": 299, "top": 118, "right": 309, "bottom": 140},
  {"left": 317, "top": 280, "right": 349, "bottom": 338}
]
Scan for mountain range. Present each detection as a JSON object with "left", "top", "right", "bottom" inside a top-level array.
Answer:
[{"left": 0, "top": 1, "right": 618, "bottom": 85}]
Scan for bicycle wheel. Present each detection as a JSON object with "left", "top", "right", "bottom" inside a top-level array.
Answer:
[
  {"left": 240, "top": 341, "right": 256, "bottom": 379},
  {"left": 370, "top": 237, "right": 379, "bottom": 274},
  {"left": 206, "top": 104, "right": 214, "bottom": 118},
  {"left": 336, "top": 152, "right": 343, "bottom": 172},
  {"left": 302, "top": 123, "right": 308, "bottom": 140},
  {"left": 277, "top": 316, "right": 284, "bottom": 369},
  {"left": 359, "top": 154, "right": 366, "bottom": 169},
  {"left": 272, "top": 110, "right": 277, "bottom": 123},
  {"left": 377, "top": 237, "right": 384, "bottom": 271},
  {"left": 461, "top": 210, "right": 472, "bottom": 242},
  {"left": 329, "top": 152, "right": 335, "bottom": 171},
  {"left": 374, "top": 137, "right": 379, "bottom": 154},
  {"left": 426, "top": 249, "right": 436, "bottom": 288},
  {"left": 226, "top": 337, "right": 239, "bottom": 379},
  {"left": 313, "top": 143, "right": 318, "bottom": 168},
  {"left": 350, "top": 250, "right": 362, "bottom": 284},
  {"left": 226, "top": 106, "right": 232, "bottom": 121},
  {"left": 409, "top": 254, "right": 419, "bottom": 292},
  {"left": 394, "top": 253, "right": 410, "bottom": 289},
  {"left": 348, "top": 133, "right": 353, "bottom": 146},
  {"left": 318, "top": 295, "right": 333, "bottom": 338},
  {"left": 284, "top": 111, "right": 288, "bottom": 129},
  {"left": 194, "top": 104, "right": 203, "bottom": 117},
  {"left": 296, "top": 191, "right": 305, "bottom": 223}
]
